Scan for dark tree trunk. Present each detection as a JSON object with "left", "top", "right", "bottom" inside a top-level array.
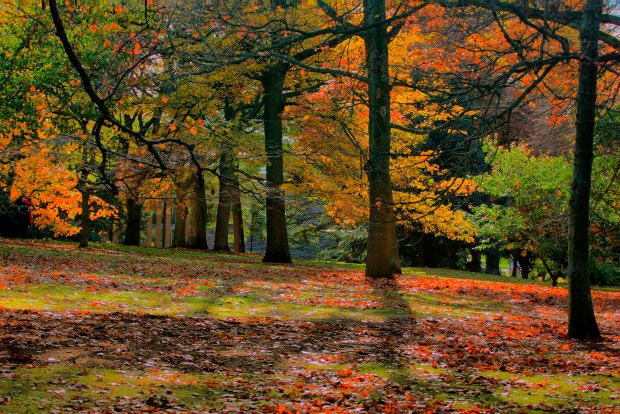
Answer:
[
  {"left": 124, "top": 198, "right": 142, "bottom": 246},
  {"left": 363, "top": 0, "right": 401, "bottom": 278},
  {"left": 261, "top": 66, "right": 291, "bottom": 263},
  {"left": 79, "top": 190, "right": 90, "bottom": 248},
  {"left": 485, "top": 249, "right": 501, "bottom": 275},
  {"left": 231, "top": 176, "right": 245, "bottom": 253},
  {"left": 467, "top": 249, "right": 482, "bottom": 273},
  {"left": 213, "top": 146, "right": 234, "bottom": 252},
  {"left": 186, "top": 172, "right": 208, "bottom": 249},
  {"left": 567, "top": 0, "right": 601, "bottom": 339},
  {"left": 518, "top": 252, "right": 532, "bottom": 280},
  {"left": 174, "top": 200, "right": 186, "bottom": 248}
]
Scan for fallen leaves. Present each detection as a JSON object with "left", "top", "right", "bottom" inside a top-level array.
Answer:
[{"left": 0, "top": 239, "right": 618, "bottom": 413}]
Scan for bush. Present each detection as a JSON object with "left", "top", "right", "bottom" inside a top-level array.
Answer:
[
  {"left": 589, "top": 262, "right": 620, "bottom": 287},
  {"left": 319, "top": 225, "right": 368, "bottom": 263}
]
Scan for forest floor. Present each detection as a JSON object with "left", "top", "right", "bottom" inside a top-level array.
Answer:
[{"left": 0, "top": 239, "right": 618, "bottom": 413}]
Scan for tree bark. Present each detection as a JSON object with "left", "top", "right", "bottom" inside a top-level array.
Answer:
[
  {"left": 467, "top": 249, "right": 482, "bottom": 273},
  {"left": 567, "top": 0, "right": 601, "bottom": 339},
  {"left": 231, "top": 176, "right": 246, "bottom": 253},
  {"left": 78, "top": 190, "right": 90, "bottom": 248},
  {"left": 363, "top": 0, "right": 401, "bottom": 278},
  {"left": 174, "top": 199, "right": 186, "bottom": 248},
  {"left": 124, "top": 197, "right": 142, "bottom": 246},
  {"left": 261, "top": 66, "right": 292, "bottom": 263},
  {"left": 185, "top": 171, "right": 209, "bottom": 249},
  {"left": 485, "top": 249, "right": 501, "bottom": 275},
  {"left": 213, "top": 145, "right": 234, "bottom": 251}
]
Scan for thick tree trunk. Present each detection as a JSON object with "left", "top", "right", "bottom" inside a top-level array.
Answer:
[
  {"left": 174, "top": 200, "right": 186, "bottom": 248},
  {"left": 467, "top": 249, "right": 482, "bottom": 273},
  {"left": 261, "top": 67, "right": 292, "bottom": 263},
  {"left": 213, "top": 146, "right": 234, "bottom": 252},
  {"left": 79, "top": 190, "right": 90, "bottom": 248},
  {"left": 363, "top": 0, "right": 401, "bottom": 278},
  {"left": 124, "top": 198, "right": 142, "bottom": 246},
  {"left": 485, "top": 249, "right": 501, "bottom": 275},
  {"left": 231, "top": 177, "right": 246, "bottom": 253},
  {"left": 567, "top": 0, "right": 601, "bottom": 339},
  {"left": 185, "top": 172, "right": 209, "bottom": 249}
]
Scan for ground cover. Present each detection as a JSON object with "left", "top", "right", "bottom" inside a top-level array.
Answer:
[{"left": 0, "top": 239, "right": 618, "bottom": 413}]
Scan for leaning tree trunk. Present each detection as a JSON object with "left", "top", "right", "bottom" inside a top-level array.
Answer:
[
  {"left": 79, "top": 189, "right": 90, "bottom": 248},
  {"left": 261, "top": 66, "right": 292, "bottom": 263},
  {"left": 124, "top": 197, "right": 142, "bottom": 246},
  {"left": 567, "top": 0, "right": 601, "bottom": 339},
  {"left": 231, "top": 175, "right": 246, "bottom": 253},
  {"left": 213, "top": 146, "right": 234, "bottom": 251},
  {"left": 185, "top": 171, "right": 209, "bottom": 249},
  {"left": 363, "top": 0, "right": 401, "bottom": 278}
]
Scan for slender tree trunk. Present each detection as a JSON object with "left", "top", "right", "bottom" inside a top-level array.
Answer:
[
  {"left": 261, "top": 66, "right": 291, "bottom": 263},
  {"left": 213, "top": 146, "right": 234, "bottom": 251},
  {"left": 79, "top": 189, "right": 90, "bottom": 248},
  {"left": 485, "top": 249, "right": 501, "bottom": 275},
  {"left": 363, "top": 0, "right": 401, "bottom": 278},
  {"left": 124, "top": 197, "right": 142, "bottom": 246},
  {"left": 518, "top": 252, "right": 532, "bottom": 279},
  {"left": 231, "top": 176, "right": 246, "bottom": 253},
  {"left": 568, "top": 0, "right": 601, "bottom": 339},
  {"left": 185, "top": 171, "right": 209, "bottom": 249}
]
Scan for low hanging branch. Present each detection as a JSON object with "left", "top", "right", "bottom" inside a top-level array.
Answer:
[{"left": 47, "top": 0, "right": 207, "bottom": 174}]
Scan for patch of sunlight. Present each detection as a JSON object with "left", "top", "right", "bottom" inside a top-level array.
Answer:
[
  {"left": 481, "top": 371, "right": 620, "bottom": 408},
  {"left": 0, "top": 365, "right": 232, "bottom": 413},
  {"left": 186, "top": 295, "right": 397, "bottom": 321}
]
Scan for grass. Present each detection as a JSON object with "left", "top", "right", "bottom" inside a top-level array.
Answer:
[{"left": 0, "top": 238, "right": 618, "bottom": 413}]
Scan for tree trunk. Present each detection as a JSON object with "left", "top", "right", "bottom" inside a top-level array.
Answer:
[
  {"left": 185, "top": 172, "right": 209, "bottom": 249},
  {"left": 467, "top": 249, "right": 482, "bottom": 272},
  {"left": 518, "top": 252, "right": 532, "bottom": 280},
  {"left": 511, "top": 252, "right": 519, "bottom": 277},
  {"left": 174, "top": 199, "right": 186, "bottom": 248},
  {"left": 79, "top": 190, "right": 90, "bottom": 248},
  {"left": 231, "top": 176, "right": 246, "bottom": 253},
  {"left": 124, "top": 197, "right": 142, "bottom": 246},
  {"left": 261, "top": 66, "right": 292, "bottom": 263},
  {"left": 363, "top": 0, "right": 401, "bottom": 278},
  {"left": 485, "top": 249, "right": 501, "bottom": 275},
  {"left": 213, "top": 146, "right": 234, "bottom": 252},
  {"left": 567, "top": 0, "right": 601, "bottom": 339}
]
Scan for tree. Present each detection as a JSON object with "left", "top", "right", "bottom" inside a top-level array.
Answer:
[
  {"left": 567, "top": 0, "right": 602, "bottom": 339},
  {"left": 362, "top": 0, "right": 401, "bottom": 278}
]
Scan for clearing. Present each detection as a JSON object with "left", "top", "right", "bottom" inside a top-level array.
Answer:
[{"left": 0, "top": 239, "right": 618, "bottom": 413}]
